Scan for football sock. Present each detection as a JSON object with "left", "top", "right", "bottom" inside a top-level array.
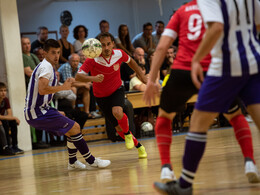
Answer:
[
  {"left": 117, "top": 113, "right": 129, "bottom": 133},
  {"left": 155, "top": 117, "right": 172, "bottom": 166},
  {"left": 68, "top": 133, "right": 95, "bottom": 164},
  {"left": 229, "top": 114, "right": 255, "bottom": 163},
  {"left": 180, "top": 132, "right": 207, "bottom": 188},
  {"left": 67, "top": 140, "right": 77, "bottom": 164}
]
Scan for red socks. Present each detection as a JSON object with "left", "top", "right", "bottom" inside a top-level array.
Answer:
[
  {"left": 155, "top": 117, "right": 172, "bottom": 166},
  {"left": 117, "top": 113, "right": 129, "bottom": 133},
  {"left": 117, "top": 113, "right": 138, "bottom": 146},
  {"left": 229, "top": 114, "right": 255, "bottom": 163}
]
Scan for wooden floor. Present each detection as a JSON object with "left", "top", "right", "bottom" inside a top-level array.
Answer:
[{"left": 1, "top": 124, "right": 260, "bottom": 195}]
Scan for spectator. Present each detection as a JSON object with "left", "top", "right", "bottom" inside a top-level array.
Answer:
[
  {"left": 0, "top": 121, "right": 15, "bottom": 155},
  {"left": 160, "top": 45, "right": 177, "bottom": 80},
  {"left": 99, "top": 20, "right": 110, "bottom": 33},
  {"left": 58, "top": 53, "right": 93, "bottom": 118},
  {"left": 115, "top": 24, "right": 135, "bottom": 56},
  {"left": 58, "top": 25, "right": 74, "bottom": 64},
  {"left": 33, "top": 47, "right": 45, "bottom": 61},
  {"left": 152, "top": 21, "right": 165, "bottom": 46},
  {"left": 132, "top": 22, "right": 156, "bottom": 54},
  {"left": 21, "top": 37, "right": 40, "bottom": 88},
  {"left": 0, "top": 82, "right": 23, "bottom": 154},
  {"left": 31, "top": 26, "right": 48, "bottom": 53},
  {"left": 133, "top": 47, "right": 150, "bottom": 73},
  {"left": 73, "top": 25, "right": 88, "bottom": 53},
  {"left": 129, "top": 64, "right": 147, "bottom": 91}
]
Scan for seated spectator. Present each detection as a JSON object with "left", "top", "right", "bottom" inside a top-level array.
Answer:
[
  {"left": 21, "top": 37, "right": 40, "bottom": 88},
  {"left": 58, "top": 54, "right": 93, "bottom": 118},
  {"left": 0, "top": 82, "right": 23, "bottom": 154},
  {"left": 33, "top": 47, "right": 45, "bottom": 61},
  {"left": 129, "top": 64, "right": 147, "bottom": 91},
  {"left": 132, "top": 22, "right": 156, "bottom": 54},
  {"left": 115, "top": 24, "right": 135, "bottom": 56},
  {"left": 73, "top": 25, "right": 88, "bottom": 53},
  {"left": 30, "top": 26, "right": 48, "bottom": 53},
  {"left": 96, "top": 20, "right": 115, "bottom": 42},
  {"left": 152, "top": 21, "right": 165, "bottom": 46},
  {"left": 160, "top": 45, "right": 177, "bottom": 80},
  {"left": 0, "top": 121, "right": 15, "bottom": 155},
  {"left": 133, "top": 47, "right": 149, "bottom": 73},
  {"left": 58, "top": 25, "right": 74, "bottom": 64}
]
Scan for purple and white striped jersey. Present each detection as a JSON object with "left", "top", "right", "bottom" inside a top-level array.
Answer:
[
  {"left": 24, "top": 59, "right": 57, "bottom": 120},
  {"left": 197, "top": 0, "right": 260, "bottom": 77}
]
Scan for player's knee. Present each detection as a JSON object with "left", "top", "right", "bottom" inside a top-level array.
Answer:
[
  {"left": 67, "top": 122, "right": 81, "bottom": 136},
  {"left": 112, "top": 107, "right": 123, "bottom": 119}
]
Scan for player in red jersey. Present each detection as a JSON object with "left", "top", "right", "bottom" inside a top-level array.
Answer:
[
  {"left": 143, "top": 0, "right": 259, "bottom": 186},
  {"left": 76, "top": 32, "right": 148, "bottom": 159}
]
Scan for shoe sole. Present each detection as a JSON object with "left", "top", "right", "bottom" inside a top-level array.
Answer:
[
  {"left": 161, "top": 177, "right": 174, "bottom": 183},
  {"left": 153, "top": 183, "right": 169, "bottom": 195},
  {"left": 138, "top": 155, "right": 147, "bottom": 159},
  {"left": 246, "top": 172, "right": 260, "bottom": 183}
]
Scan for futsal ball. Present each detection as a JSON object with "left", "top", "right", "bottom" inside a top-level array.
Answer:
[
  {"left": 82, "top": 38, "right": 102, "bottom": 59},
  {"left": 141, "top": 122, "right": 153, "bottom": 132}
]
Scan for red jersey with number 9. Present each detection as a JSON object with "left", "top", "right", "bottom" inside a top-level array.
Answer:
[{"left": 162, "top": 0, "right": 211, "bottom": 71}]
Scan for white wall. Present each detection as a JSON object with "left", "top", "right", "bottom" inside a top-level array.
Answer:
[{"left": 17, "top": 0, "right": 186, "bottom": 42}]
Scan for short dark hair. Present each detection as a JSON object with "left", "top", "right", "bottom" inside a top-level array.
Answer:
[
  {"left": 97, "top": 32, "right": 114, "bottom": 42},
  {"left": 37, "top": 26, "right": 48, "bottom": 35},
  {"left": 33, "top": 47, "right": 43, "bottom": 54},
  {"left": 43, "top": 39, "right": 60, "bottom": 52},
  {"left": 143, "top": 22, "right": 153, "bottom": 30},
  {"left": 0, "top": 82, "right": 7, "bottom": 89},
  {"left": 73, "top": 25, "right": 88, "bottom": 40},
  {"left": 155, "top": 21, "right": 164, "bottom": 26},
  {"left": 99, "top": 20, "right": 109, "bottom": 27}
]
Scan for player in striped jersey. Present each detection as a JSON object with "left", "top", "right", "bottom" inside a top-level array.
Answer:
[
  {"left": 152, "top": 0, "right": 260, "bottom": 194},
  {"left": 24, "top": 39, "right": 111, "bottom": 170}
]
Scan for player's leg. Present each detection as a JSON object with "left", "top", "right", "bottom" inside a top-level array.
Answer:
[
  {"left": 156, "top": 70, "right": 199, "bottom": 182},
  {"left": 224, "top": 106, "right": 260, "bottom": 183},
  {"left": 154, "top": 75, "right": 243, "bottom": 194}
]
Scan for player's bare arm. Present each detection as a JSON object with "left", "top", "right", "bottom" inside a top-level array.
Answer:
[
  {"left": 38, "top": 77, "right": 72, "bottom": 95},
  {"left": 127, "top": 58, "right": 147, "bottom": 84},
  {"left": 75, "top": 73, "right": 104, "bottom": 83},
  {"left": 143, "top": 35, "right": 173, "bottom": 106},
  {"left": 191, "top": 22, "right": 223, "bottom": 89}
]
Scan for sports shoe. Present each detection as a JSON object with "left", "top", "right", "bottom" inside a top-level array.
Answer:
[
  {"left": 138, "top": 145, "right": 147, "bottom": 159},
  {"left": 12, "top": 147, "right": 24, "bottom": 154},
  {"left": 161, "top": 165, "right": 176, "bottom": 182},
  {"left": 68, "top": 160, "right": 87, "bottom": 171},
  {"left": 1, "top": 147, "right": 15, "bottom": 156},
  {"left": 86, "top": 158, "right": 111, "bottom": 169},
  {"left": 125, "top": 134, "right": 134, "bottom": 150},
  {"left": 245, "top": 161, "right": 260, "bottom": 183},
  {"left": 154, "top": 180, "right": 192, "bottom": 195}
]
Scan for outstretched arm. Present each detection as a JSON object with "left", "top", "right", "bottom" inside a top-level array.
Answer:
[{"left": 38, "top": 77, "right": 72, "bottom": 95}]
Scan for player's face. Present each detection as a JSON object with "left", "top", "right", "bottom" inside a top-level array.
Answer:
[
  {"left": 60, "top": 27, "right": 69, "bottom": 38},
  {"left": 0, "top": 87, "right": 7, "bottom": 99},
  {"left": 100, "top": 36, "right": 114, "bottom": 58},
  {"left": 21, "top": 38, "right": 31, "bottom": 54},
  {"left": 39, "top": 29, "right": 48, "bottom": 42},
  {"left": 45, "top": 48, "right": 60, "bottom": 66}
]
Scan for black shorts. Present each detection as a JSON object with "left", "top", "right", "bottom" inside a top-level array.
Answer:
[
  {"left": 160, "top": 69, "right": 241, "bottom": 114},
  {"left": 160, "top": 69, "right": 199, "bottom": 113},
  {"left": 95, "top": 86, "right": 125, "bottom": 127}
]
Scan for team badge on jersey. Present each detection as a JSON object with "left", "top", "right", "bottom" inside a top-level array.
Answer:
[{"left": 113, "top": 64, "right": 119, "bottom": 71}]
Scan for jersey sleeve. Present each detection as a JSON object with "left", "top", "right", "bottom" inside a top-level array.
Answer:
[
  {"left": 38, "top": 63, "right": 53, "bottom": 80},
  {"left": 197, "top": 0, "right": 223, "bottom": 24},
  {"left": 162, "top": 11, "right": 180, "bottom": 39},
  {"left": 255, "top": 0, "right": 260, "bottom": 25},
  {"left": 120, "top": 50, "right": 131, "bottom": 63},
  {"left": 78, "top": 58, "right": 92, "bottom": 75}
]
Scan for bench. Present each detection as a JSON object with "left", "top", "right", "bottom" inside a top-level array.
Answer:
[{"left": 82, "top": 117, "right": 107, "bottom": 141}]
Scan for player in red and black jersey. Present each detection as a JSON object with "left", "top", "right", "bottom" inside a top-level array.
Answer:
[{"left": 76, "top": 32, "right": 148, "bottom": 159}]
